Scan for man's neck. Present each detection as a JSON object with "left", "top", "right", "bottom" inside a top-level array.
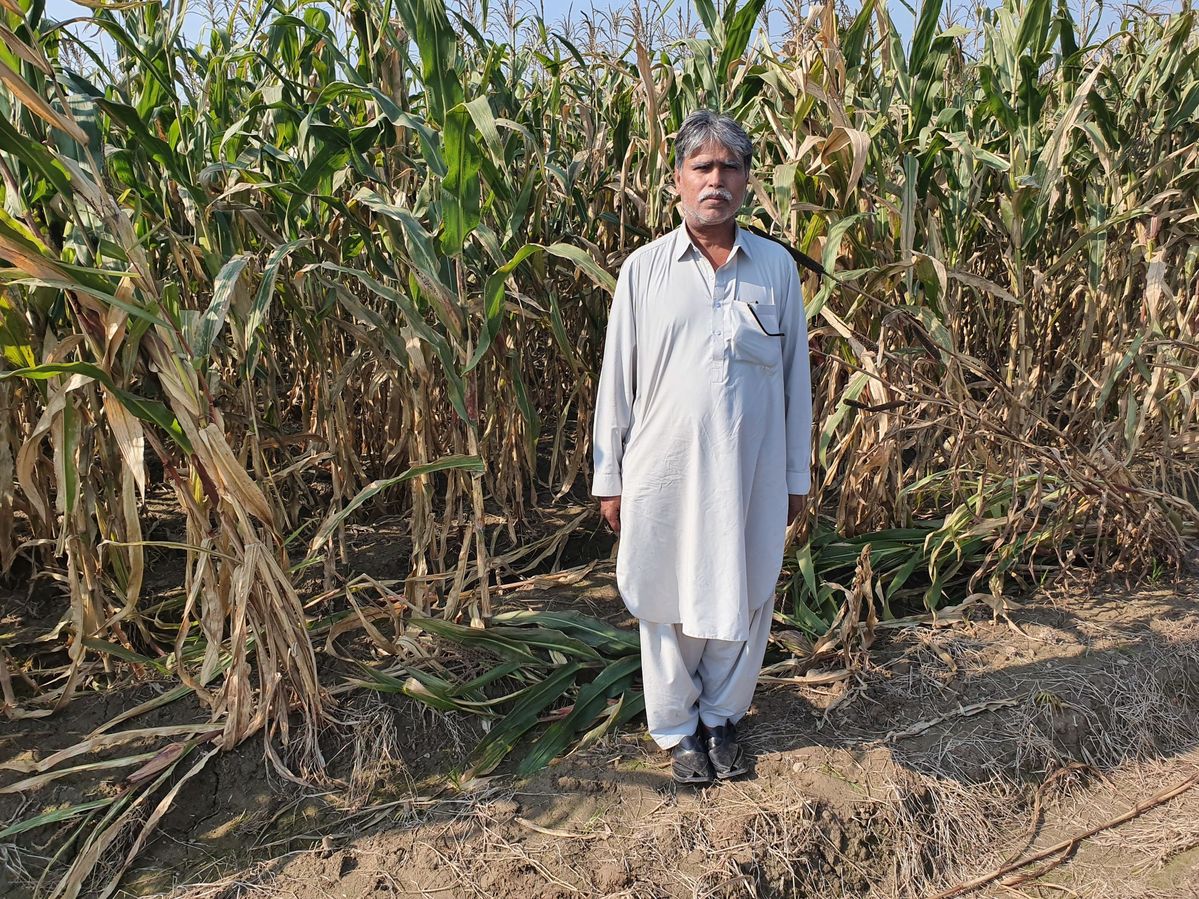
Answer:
[{"left": 684, "top": 219, "right": 737, "bottom": 269}]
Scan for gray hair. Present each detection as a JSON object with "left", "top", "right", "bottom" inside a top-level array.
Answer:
[{"left": 673, "top": 110, "right": 753, "bottom": 172}]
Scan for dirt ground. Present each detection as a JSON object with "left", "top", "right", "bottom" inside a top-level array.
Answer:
[{"left": 4, "top": 562, "right": 1199, "bottom": 898}]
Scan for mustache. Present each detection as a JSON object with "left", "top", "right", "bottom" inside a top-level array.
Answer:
[{"left": 699, "top": 188, "right": 734, "bottom": 201}]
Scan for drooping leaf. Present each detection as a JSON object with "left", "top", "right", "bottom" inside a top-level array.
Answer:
[{"left": 305, "top": 455, "right": 484, "bottom": 559}]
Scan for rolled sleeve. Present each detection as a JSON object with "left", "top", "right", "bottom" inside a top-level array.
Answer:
[{"left": 786, "top": 469, "right": 811, "bottom": 494}]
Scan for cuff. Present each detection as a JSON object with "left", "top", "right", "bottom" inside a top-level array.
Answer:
[
  {"left": 592, "top": 470, "right": 622, "bottom": 496},
  {"left": 786, "top": 470, "right": 811, "bottom": 495}
]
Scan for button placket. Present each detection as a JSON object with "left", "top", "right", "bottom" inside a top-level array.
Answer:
[
  {"left": 713, "top": 257, "right": 735, "bottom": 381},
  {"left": 710, "top": 275, "right": 722, "bottom": 369},
  {"left": 705, "top": 260, "right": 722, "bottom": 378},
  {"left": 722, "top": 257, "right": 736, "bottom": 343},
  {"left": 713, "top": 274, "right": 724, "bottom": 335}
]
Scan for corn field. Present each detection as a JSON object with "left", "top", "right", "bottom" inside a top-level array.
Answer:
[{"left": 1, "top": 0, "right": 1198, "bottom": 888}]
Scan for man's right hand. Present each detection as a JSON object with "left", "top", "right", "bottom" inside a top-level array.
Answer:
[{"left": 598, "top": 496, "right": 621, "bottom": 535}]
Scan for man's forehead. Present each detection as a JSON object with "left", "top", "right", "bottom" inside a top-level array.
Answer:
[{"left": 680, "top": 142, "right": 743, "bottom": 165}]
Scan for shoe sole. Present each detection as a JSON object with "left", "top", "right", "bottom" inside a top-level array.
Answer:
[
  {"left": 672, "top": 766, "right": 713, "bottom": 784},
  {"left": 712, "top": 748, "right": 748, "bottom": 779}
]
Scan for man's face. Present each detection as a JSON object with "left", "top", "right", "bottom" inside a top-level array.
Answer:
[{"left": 675, "top": 141, "right": 749, "bottom": 228}]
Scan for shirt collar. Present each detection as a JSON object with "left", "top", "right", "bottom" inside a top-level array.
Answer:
[{"left": 673, "top": 222, "right": 752, "bottom": 262}]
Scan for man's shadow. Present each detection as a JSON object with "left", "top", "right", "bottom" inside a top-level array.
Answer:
[{"left": 743, "top": 584, "right": 1199, "bottom": 792}]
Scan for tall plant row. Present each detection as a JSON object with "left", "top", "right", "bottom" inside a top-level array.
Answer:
[{"left": 1, "top": 0, "right": 1197, "bottom": 759}]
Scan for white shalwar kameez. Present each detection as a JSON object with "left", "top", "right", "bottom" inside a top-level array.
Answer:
[{"left": 592, "top": 224, "right": 812, "bottom": 748}]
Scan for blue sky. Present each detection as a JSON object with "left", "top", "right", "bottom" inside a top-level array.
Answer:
[
  {"left": 39, "top": 0, "right": 1168, "bottom": 58},
  {"left": 41, "top": 0, "right": 920, "bottom": 50}
]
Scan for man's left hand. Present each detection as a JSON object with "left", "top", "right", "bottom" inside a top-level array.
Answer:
[{"left": 787, "top": 494, "right": 808, "bottom": 525}]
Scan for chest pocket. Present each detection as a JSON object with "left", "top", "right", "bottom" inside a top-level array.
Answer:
[{"left": 730, "top": 299, "right": 782, "bottom": 369}]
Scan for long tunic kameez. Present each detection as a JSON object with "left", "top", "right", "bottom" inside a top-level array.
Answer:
[{"left": 592, "top": 224, "right": 813, "bottom": 643}]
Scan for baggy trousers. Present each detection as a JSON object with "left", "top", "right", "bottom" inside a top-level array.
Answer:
[{"left": 638, "top": 597, "right": 775, "bottom": 749}]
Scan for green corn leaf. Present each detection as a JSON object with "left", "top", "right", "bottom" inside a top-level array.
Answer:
[
  {"left": 0, "top": 291, "right": 35, "bottom": 369},
  {"left": 245, "top": 239, "right": 312, "bottom": 378},
  {"left": 693, "top": 0, "right": 720, "bottom": 37},
  {"left": 0, "top": 110, "right": 74, "bottom": 198},
  {"left": 796, "top": 541, "right": 819, "bottom": 601},
  {"left": 469, "top": 241, "right": 614, "bottom": 372},
  {"left": 613, "top": 691, "right": 647, "bottom": 727},
  {"left": 491, "top": 610, "right": 640, "bottom": 653},
  {"left": 469, "top": 243, "right": 543, "bottom": 372},
  {"left": 467, "top": 661, "right": 584, "bottom": 776},
  {"left": 908, "top": 0, "right": 945, "bottom": 86},
  {"left": 517, "top": 654, "right": 641, "bottom": 775},
  {"left": 81, "top": 639, "right": 166, "bottom": 671},
  {"left": 0, "top": 798, "right": 117, "bottom": 839},
  {"left": 465, "top": 95, "right": 504, "bottom": 159},
  {"left": 411, "top": 617, "right": 602, "bottom": 663},
  {"left": 545, "top": 242, "right": 616, "bottom": 294},
  {"left": 453, "top": 660, "right": 525, "bottom": 697},
  {"left": 478, "top": 625, "right": 603, "bottom": 661},
  {"left": 394, "top": 0, "right": 465, "bottom": 126},
  {"left": 440, "top": 103, "right": 482, "bottom": 255},
  {"left": 191, "top": 254, "right": 250, "bottom": 359},
  {"left": 718, "top": 0, "right": 768, "bottom": 80}
]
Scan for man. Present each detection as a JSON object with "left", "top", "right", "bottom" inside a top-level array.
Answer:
[{"left": 592, "top": 110, "right": 812, "bottom": 784}]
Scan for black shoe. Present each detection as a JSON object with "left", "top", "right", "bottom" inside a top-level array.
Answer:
[
  {"left": 703, "top": 719, "right": 748, "bottom": 779},
  {"left": 671, "top": 732, "right": 714, "bottom": 784}
]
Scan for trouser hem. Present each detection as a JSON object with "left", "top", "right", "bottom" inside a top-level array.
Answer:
[
  {"left": 649, "top": 720, "right": 700, "bottom": 750},
  {"left": 699, "top": 709, "right": 747, "bottom": 729}
]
